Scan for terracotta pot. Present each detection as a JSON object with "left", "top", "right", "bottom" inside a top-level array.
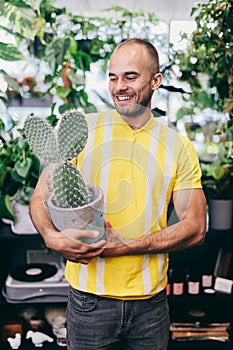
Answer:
[{"left": 47, "top": 186, "right": 105, "bottom": 244}]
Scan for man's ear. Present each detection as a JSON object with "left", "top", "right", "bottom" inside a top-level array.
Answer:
[{"left": 151, "top": 73, "right": 163, "bottom": 91}]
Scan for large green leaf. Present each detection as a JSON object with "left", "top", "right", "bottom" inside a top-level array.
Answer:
[
  {"left": 3, "top": 1, "right": 36, "bottom": 41},
  {"left": 4, "top": 0, "right": 32, "bottom": 9},
  {"left": 0, "top": 43, "right": 24, "bottom": 61}
]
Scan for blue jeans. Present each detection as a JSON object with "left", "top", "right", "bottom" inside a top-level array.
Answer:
[{"left": 66, "top": 287, "right": 170, "bottom": 350}]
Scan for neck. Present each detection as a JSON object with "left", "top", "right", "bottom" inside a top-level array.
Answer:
[{"left": 121, "top": 110, "right": 151, "bottom": 130}]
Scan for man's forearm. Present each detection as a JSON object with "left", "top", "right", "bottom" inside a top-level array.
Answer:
[
  {"left": 30, "top": 193, "right": 54, "bottom": 235},
  {"left": 29, "top": 189, "right": 60, "bottom": 251},
  {"left": 29, "top": 166, "right": 60, "bottom": 246},
  {"left": 102, "top": 218, "right": 205, "bottom": 258}
]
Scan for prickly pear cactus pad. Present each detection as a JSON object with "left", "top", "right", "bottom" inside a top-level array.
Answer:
[
  {"left": 24, "top": 114, "right": 58, "bottom": 163},
  {"left": 53, "top": 161, "right": 92, "bottom": 208},
  {"left": 58, "top": 109, "right": 88, "bottom": 161},
  {"left": 24, "top": 109, "right": 92, "bottom": 208}
]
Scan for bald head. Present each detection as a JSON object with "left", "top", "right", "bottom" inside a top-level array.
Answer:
[{"left": 112, "top": 38, "right": 160, "bottom": 76}]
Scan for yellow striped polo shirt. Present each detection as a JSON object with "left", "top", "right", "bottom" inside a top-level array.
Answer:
[{"left": 64, "top": 109, "right": 202, "bottom": 299}]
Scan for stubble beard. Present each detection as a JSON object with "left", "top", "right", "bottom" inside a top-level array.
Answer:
[
  {"left": 113, "top": 89, "right": 153, "bottom": 118},
  {"left": 114, "top": 102, "right": 148, "bottom": 117}
]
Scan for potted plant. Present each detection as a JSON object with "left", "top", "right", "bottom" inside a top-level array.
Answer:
[
  {"left": 200, "top": 118, "right": 233, "bottom": 230},
  {"left": 170, "top": 0, "right": 232, "bottom": 139},
  {"left": 23, "top": 109, "right": 105, "bottom": 244},
  {"left": 173, "top": 0, "right": 233, "bottom": 118},
  {"left": 169, "top": 0, "right": 233, "bottom": 229},
  {"left": 0, "top": 118, "right": 40, "bottom": 233}
]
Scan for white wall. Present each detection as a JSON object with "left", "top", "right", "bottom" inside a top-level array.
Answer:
[{"left": 54, "top": 0, "right": 207, "bottom": 23}]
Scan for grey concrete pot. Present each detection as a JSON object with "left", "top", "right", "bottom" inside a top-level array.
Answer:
[
  {"left": 11, "top": 201, "right": 37, "bottom": 234},
  {"left": 47, "top": 186, "right": 105, "bottom": 244},
  {"left": 209, "top": 198, "right": 232, "bottom": 230}
]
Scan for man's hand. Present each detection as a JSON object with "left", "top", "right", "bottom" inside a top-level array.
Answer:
[
  {"left": 44, "top": 228, "right": 106, "bottom": 265},
  {"left": 100, "top": 220, "right": 129, "bottom": 258}
]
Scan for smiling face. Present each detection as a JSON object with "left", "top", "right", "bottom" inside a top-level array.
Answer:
[{"left": 108, "top": 41, "right": 162, "bottom": 124}]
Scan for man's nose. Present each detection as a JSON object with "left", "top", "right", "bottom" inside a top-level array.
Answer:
[{"left": 115, "top": 78, "right": 128, "bottom": 91}]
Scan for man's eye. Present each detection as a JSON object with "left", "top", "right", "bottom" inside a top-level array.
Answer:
[
  {"left": 109, "top": 77, "right": 116, "bottom": 82},
  {"left": 127, "top": 76, "right": 136, "bottom": 80}
]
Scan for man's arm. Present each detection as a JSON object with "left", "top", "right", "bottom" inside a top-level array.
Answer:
[
  {"left": 101, "top": 188, "right": 206, "bottom": 257},
  {"left": 29, "top": 167, "right": 106, "bottom": 264}
]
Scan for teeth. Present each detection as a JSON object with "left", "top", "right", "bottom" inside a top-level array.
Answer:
[{"left": 117, "top": 96, "right": 132, "bottom": 101}]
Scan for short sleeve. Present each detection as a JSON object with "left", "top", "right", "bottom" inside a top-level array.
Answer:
[{"left": 173, "top": 136, "right": 202, "bottom": 191}]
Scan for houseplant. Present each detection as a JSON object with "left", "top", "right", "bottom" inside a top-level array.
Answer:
[
  {"left": 23, "top": 109, "right": 105, "bottom": 244},
  {"left": 200, "top": 118, "right": 233, "bottom": 230},
  {"left": 170, "top": 0, "right": 233, "bottom": 229},
  {"left": 0, "top": 1, "right": 170, "bottom": 120},
  {"left": 0, "top": 117, "right": 40, "bottom": 232},
  {"left": 173, "top": 0, "right": 233, "bottom": 118}
]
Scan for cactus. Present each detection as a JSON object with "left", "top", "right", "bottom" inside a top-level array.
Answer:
[{"left": 24, "top": 109, "right": 92, "bottom": 208}]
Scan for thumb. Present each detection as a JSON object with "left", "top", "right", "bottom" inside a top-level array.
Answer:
[{"left": 105, "top": 219, "right": 112, "bottom": 229}]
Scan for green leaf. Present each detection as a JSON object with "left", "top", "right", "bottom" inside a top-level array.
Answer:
[
  {"left": 4, "top": 0, "right": 32, "bottom": 9},
  {"left": 0, "top": 69, "right": 21, "bottom": 92},
  {"left": 67, "top": 69, "right": 85, "bottom": 86},
  {"left": 74, "top": 50, "right": 91, "bottom": 71},
  {"left": 56, "top": 86, "right": 72, "bottom": 99},
  {"left": 46, "top": 37, "right": 71, "bottom": 74},
  {"left": 11, "top": 168, "right": 24, "bottom": 183},
  {"left": 0, "top": 24, "right": 16, "bottom": 35},
  {"left": 0, "top": 194, "right": 14, "bottom": 220},
  {"left": 0, "top": 43, "right": 24, "bottom": 61},
  {"left": 16, "top": 186, "right": 34, "bottom": 204},
  {"left": 58, "top": 103, "right": 74, "bottom": 114},
  {"left": 14, "top": 158, "right": 32, "bottom": 179},
  {"left": 212, "top": 167, "right": 228, "bottom": 181},
  {"left": 68, "top": 36, "right": 77, "bottom": 56},
  {"left": 176, "top": 107, "right": 192, "bottom": 120},
  {"left": 4, "top": 1, "right": 36, "bottom": 40},
  {"left": 17, "top": 137, "right": 28, "bottom": 150},
  {"left": 0, "top": 165, "right": 11, "bottom": 188},
  {"left": 0, "top": 95, "right": 8, "bottom": 106}
]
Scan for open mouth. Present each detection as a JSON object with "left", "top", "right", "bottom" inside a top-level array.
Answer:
[{"left": 115, "top": 95, "right": 135, "bottom": 103}]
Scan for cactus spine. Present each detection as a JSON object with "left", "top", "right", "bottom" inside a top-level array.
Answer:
[{"left": 24, "top": 109, "right": 91, "bottom": 208}]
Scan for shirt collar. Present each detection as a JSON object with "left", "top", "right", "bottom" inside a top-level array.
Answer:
[{"left": 111, "top": 109, "right": 157, "bottom": 133}]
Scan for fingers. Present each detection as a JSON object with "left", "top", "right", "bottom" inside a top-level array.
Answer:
[
  {"left": 78, "top": 259, "right": 92, "bottom": 265},
  {"left": 55, "top": 230, "right": 106, "bottom": 263},
  {"left": 61, "top": 228, "right": 100, "bottom": 241},
  {"left": 49, "top": 227, "right": 108, "bottom": 264},
  {"left": 64, "top": 246, "right": 105, "bottom": 264}
]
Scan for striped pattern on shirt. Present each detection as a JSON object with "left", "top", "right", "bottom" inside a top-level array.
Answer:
[{"left": 65, "top": 110, "right": 202, "bottom": 299}]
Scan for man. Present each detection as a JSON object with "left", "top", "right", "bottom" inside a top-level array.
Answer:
[{"left": 30, "top": 38, "right": 206, "bottom": 350}]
